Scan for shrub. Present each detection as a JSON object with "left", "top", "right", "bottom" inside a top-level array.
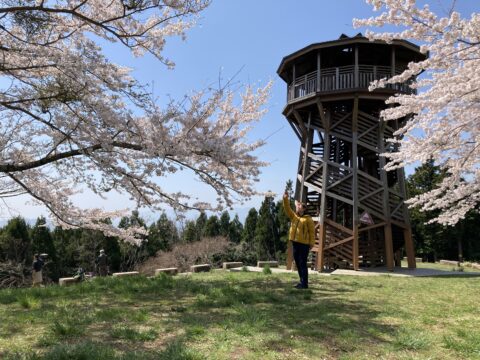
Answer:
[{"left": 137, "top": 237, "right": 230, "bottom": 274}]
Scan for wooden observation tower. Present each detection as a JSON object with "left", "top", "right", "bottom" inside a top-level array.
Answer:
[{"left": 278, "top": 34, "right": 426, "bottom": 271}]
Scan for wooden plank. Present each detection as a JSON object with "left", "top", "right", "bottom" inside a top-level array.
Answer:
[
  {"left": 286, "top": 118, "right": 302, "bottom": 141},
  {"left": 359, "top": 187, "right": 383, "bottom": 202},
  {"left": 324, "top": 236, "right": 354, "bottom": 250},
  {"left": 358, "top": 170, "right": 383, "bottom": 185},
  {"left": 300, "top": 113, "right": 313, "bottom": 203},
  {"left": 352, "top": 95, "right": 359, "bottom": 271},
  {"left": 330, "top": 112, "right": 351, "bottom": 131},
  {"left": 327, "top": 173, "right": 353, "bottom": 191},
  {"left": 316, "top": 99, "right": 327, "bottom": 128},
  {"left": 325, "top": 218, "right": 353, "bottom": 235},
  {"left": 358, "top": 221, "right": 386, "bottom": 233},
  {"left": 293, "top": 110, "right": 307, "bottom": 138},
  {"left": 325, "top": 191, "right": 354, "bottom": 205}
]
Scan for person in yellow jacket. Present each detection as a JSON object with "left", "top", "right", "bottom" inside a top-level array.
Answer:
[{"left": 283, "top": 192, "right": 315, "bottom": 289}]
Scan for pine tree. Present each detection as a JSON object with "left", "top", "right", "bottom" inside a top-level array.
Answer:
[
  {"left": 228, "top": 214, "right": 243, "bottom": 244},
  {"left": 242, "top": 208, "right": 258, "bottom": 245},
  {"left": 219, "top": 211, "right": 231, "bottom": 238},
  {"left": 183, "top": 220, "right": 197, "bottom": 243},
  {"left": 0, "top": 217, "right": 31, "bottom": 263},
  {"left": 254, "top": 195, "right": 280, "bottom": 260},
  {"left": 204, "top": 215, "right": 220, "bottom": 237},
  {"left": 195, "top": 212, "right": 208, "bottom": 241}
]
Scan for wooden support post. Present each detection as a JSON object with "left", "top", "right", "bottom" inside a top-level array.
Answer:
[
  {"left": 316, "top": 223, "right": 326, "bottom": 271},
  {"left": 379, "top": 120, "right": 394, "bottom": 271},
  {"left": 391, "top": 46, "right": 396, "bottom": 76},
  {"left": 404, "top": 227, "right": 416, "bottom": 269},
  {"left": 352, "top": 96, "right": 359, "bottom": 270},
  {"left": 354, "top": 44, "right": 359, "bottom": 88},
  {"left": 317, "top": 51, "right": 321, "bottom": 92},
  {"left": 299, "top": 113, "right": 313, "bottom": 203},
  {"left": 384, "top": 223, "right": 394, "bottom": 271},
  {"left": 316, "top": 105, "right": 330, "bottom": 272}
]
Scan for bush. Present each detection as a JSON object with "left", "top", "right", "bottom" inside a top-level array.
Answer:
[{"left": 137, "top": 237, "right": 230, "bottom": 274}]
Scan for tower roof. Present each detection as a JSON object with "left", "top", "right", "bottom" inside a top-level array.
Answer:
[{"left": 277, "top": 33, "right": 426, "bottom": 81}]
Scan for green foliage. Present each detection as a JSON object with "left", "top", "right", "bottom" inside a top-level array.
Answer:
[
  {"left": 183, "top": 220, "right": 197, "bottom": 243},
  {"left": 204, "top": 215, "right": 220, "bottom": 237},
  {"left": 228, "top": 214, "right": 243, "bottom": 244},
  {"left": 407, "top": 160, "right": 480, "bottom": 262},
  {"left": 254, "top": 194, "right": 280, "bottom": 260},
  {"left": 262, "top": 265, "right": 272, "bottom": 275},
  {"left": 219, "top": 211, "right": 230, "bottom": 237},
  {"left": 0, "top": 217, "right": 31, "bottom": 263},
  {"left": 195, "top": 212, "right": 208, "bottom": 241},
  {"left": 242, "top": 208, "right": 257, "bottom": 244}
]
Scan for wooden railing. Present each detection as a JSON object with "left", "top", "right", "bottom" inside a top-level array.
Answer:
[{"left": 288, "top": 65, "right": 415, "bottom": 102}]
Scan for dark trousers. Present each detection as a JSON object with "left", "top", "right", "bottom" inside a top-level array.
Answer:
[{"left": 292, "top": 241, "right": 310, "bottom": 288}]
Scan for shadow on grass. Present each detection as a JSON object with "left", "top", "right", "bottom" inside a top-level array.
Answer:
[{"left": 1, "top": 273, "right": 397, "bottom": 358}]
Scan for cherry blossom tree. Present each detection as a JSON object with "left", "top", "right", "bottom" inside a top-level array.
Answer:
[
  {"left": 0, "top": 0, "right": 271, "bottom": 244},
  {"left": 354, "top": 0, "right": 480, "bottom": 225}
]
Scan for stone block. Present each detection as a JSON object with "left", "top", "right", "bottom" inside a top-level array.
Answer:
[
  {"left": 190, "top": 264, "right": 211, "bottom": 273},
  {"left": 222, "top": 262, "right": 243, "bottom": 269},
  {"left": 59, "top": 277, "right": 78, "bottom": 286},
  {"left": 257, "top": 261, "right": 279, "bottom": 268},
  {"left": 439, "top": 260, "right": 460, "bottom": 266},
  {"left": 155, "top": 268, "right": 178, "bottom": 275},
  {"left": 112, "top": 271, "right": 140, "bottom": 277}
]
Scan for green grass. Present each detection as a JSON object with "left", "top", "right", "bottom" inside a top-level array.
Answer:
[{"left": 0, "top": 267, "right": 479, "bottom": 359}]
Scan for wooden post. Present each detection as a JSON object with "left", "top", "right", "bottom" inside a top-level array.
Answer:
[
  {"left": 396, "top": 136, "right": 416, "bottom": 269},
  {"left": 379, "top": 120, "right": 394, "bottom": 271},
  {"left": 352, "top": 96, "right": 359, "bottom": 270},
  {"left": 391, "top": 46, "right": 396, "bottom": 76},
  {"left": 315, "top": 107, "right": 330, "bottom": 272},
  {"left": 317, "top": 51, "right": 321, "bottom": 92},
  {"left": 299, "top": 113, "right": 313, "bottom": 204},
  {"left": 384, "top": 223, "right": 394, "bottom": 270},
  {"left": 404, "top": 227, "right": 416, "bottom": 269},
  {"left": 354, "top": 44, "right": 359, "bottom": 88}
]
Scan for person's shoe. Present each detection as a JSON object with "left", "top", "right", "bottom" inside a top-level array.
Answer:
[
  {"left": 294, "top": 283, "right": 308, "bottom": 289},
  {"left": 294, "top": 283, "right": 302, "bottom": 289}
]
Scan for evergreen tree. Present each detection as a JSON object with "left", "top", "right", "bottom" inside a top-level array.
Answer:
[
  {"left": 31, "top": 217, "right": 58, "bottom": 279},
  {"left": 219, "top": 211, "right": 231, "bottom": 238},
  {"left": 195, "top": 212, "right": 208, "bottom": 241},
  {"left": 254, "top": 195, "right": 280, "bottom": 260},
  {"left": 204, "top": 215, "right": 220, "bottom": 237},
  {"left": 242, "top": 208, "right": 258, "bottom": 244},
  {"left": 0, "top": 216, "right": 31, "bottom": 263},
  {"left": 228, "top": 214, "right": 243, "bottom": 244},
  {"left": 407, "top": 160, "right": 480, "bottom": 261},
  {"left": 183, "top": 220, "right": 197, "bottom": 243},
  {"left": 148, "top": 213, "right": 178, "bottom": 254}
]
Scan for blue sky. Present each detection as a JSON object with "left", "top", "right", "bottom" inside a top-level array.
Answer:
[{"left": 4, "top": 0, "right": 479, "bottom": 223}]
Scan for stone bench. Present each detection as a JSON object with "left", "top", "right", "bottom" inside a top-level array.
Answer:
[
  {"left": 223, "top": 262, "right": 243, "bottom": 269},
  {"left": 292, "top": 261, "right": 313, "bottom": 270},
  {"left": 112, "top": 271, "right": 140, "bottom": 277},
  {"left": 155, "top": 268, "right": 178, "bottom": 275},
  {"left": 59, "top": 277, "right": 78, "bottom": 286},
  {"left": 190, "top": 264, "right": 211, "bottom": 273},
  {"left": 257, "top": 261, "right": 278, "bottom": 268},
  {"left": 439, "top": 260, "right": 460, "bottom": 266}
]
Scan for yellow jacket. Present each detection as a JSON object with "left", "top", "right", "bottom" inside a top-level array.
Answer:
[{"left": 283, "top": 197, "right": 315, "bottom": 246}]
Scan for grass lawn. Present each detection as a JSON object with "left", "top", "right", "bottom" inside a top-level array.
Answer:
[{"left": 0, "top": 266, "right": 479, "bottom": 360}]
